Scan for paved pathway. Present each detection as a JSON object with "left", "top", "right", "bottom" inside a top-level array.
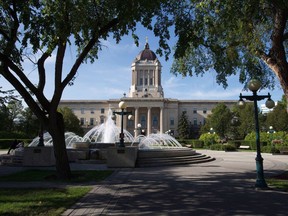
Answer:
[
  {"left": 2, "top": 150, "right": 288, "bottom": 215},
  {"left": 62, "top": 150, "right": 288, "bottom": 216}
]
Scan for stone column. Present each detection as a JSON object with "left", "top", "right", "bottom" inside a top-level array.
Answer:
[
  {"left": 147, "top": 107, "right": 151, "bottom": 135},
  {"left": 160, "top": 107, "right": 164, "bottom": 134},
  {"left": 134, "top": 107, "right": 139, "bottom": 137}
]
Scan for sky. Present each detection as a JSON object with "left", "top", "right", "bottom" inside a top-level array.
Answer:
[{"left": 0, "top": 27, "right": 284, "bottom": 104}]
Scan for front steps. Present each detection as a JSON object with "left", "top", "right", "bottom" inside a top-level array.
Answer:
[
  {"left": 0, "top": 154, "right": 23, "bottom": 166},
  {"left": 136, "top": 148, "right": 215, "bottom": 167}
]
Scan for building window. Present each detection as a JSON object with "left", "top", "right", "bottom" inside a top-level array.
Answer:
[
  {"left": 203, "top": 108, "right": 207, "bottom": 114},
  {"left": 140, "top": 78, "right": 143, "bottom": 85},
  {"left": 101, "top": 108, "right": 105, "bottom": 114},
  {"left": 100, "top": 116, "right": 105, "bottom": 124},
  {"left": 81, "top": 108, "right": 85, "bottom": 114},
  {"left": 128, "top": 119, "right": 133, "bottom": 127},
  {"left": 145, "top": 78, "right": 148, "bottom": 85},
  {"left": 152, "top": 115, "right": 158, "bottom": 127},
  {"left": 90, "top": 118, "right": 95, "bottom": 126},
  {"left": 90, "top": 109, "right": 95, "bottom": 114},
  {"left": 150, "top": 78, "right": 153, "bottom": 85},
  {"left": 80, "top": 118, "right": 85, "bottom": 125},
  {"left": 170, "top": 117, "right": 174, "bottom": 126},
  {"left": 193, "top": 108, "right": 197, "bottom": 114},
  {"left": 140, "top": 115, "right": 146, "bottom": 128},
  {"left": 193, "top": 118, "right": 197, "bottom": 126}
]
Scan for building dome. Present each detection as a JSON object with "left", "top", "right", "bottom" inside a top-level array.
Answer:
[{"left": 136, "top": 42, "right": 157, "bottom": 61}]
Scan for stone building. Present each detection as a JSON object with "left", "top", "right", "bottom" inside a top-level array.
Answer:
[{"left": 59, "top": 41, "right": 237, "bottom": 138}]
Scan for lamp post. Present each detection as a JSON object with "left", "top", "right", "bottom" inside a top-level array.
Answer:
[
  {"left": 267, "top": 126, "right": 276, "bottom": 146},
  {"left": 136, "top": 123, "right": 142, "bottom": 136},
  {"left": 208, "top": 127, "right": 215, "bottom": 134},
  {"left": 113, "top": 101, "right": 133, "bottom": 148},
  {"left": 238, "top": 79, "right": 275, "bottom": 188}
]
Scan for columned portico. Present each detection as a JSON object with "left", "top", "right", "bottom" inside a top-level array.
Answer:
[
  {"left": 160, "top": 107, "right": 164, "bottom": 134},
  {"left": 147, "top": 107, "right": 152, "bottom": 135},
  {"left": 134, "top": 107, "right": 140, "bottom": 137}
]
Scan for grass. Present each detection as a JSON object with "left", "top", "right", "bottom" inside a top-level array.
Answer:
[
  {"left": 0, "top": 187, "right": 91, "bottom": 216},
  {"left": 267, "top": 171, "right": 288, "bottom": 190},
  {"left": 0, "top": 169, "right": 114, "bottom": 183},
  {"left": 0, "top": 169, "right": 113, "bottom": 216}
]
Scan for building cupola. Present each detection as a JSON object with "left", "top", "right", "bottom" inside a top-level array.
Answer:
[{"left": 129, "top": 38, "right": 164, "bottom": 98}]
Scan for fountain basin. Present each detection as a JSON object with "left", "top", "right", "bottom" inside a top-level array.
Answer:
[{"left": 107, "top": 146, "right": 138, "bottom": 168}]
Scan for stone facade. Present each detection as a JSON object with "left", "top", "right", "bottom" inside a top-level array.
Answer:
[{"left": 59, "top": 41, "right": 237, "bottom": 138}]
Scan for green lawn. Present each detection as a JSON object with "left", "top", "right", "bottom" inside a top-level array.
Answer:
[
  {"left": 267, "top": 171, "right": 288, "bottom": 191},
  {"left": 0, "top": 169, "right": 113, "bottom": 216},
  {"left": 0, "top": 187, "right": 91, "bottom": 216}
]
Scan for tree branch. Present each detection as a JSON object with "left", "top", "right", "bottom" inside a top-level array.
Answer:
[
  {"left": 0, "top": 52, "right": 50, "bottom": 109},
  {"left": 61, "top": 18, "right": 119, "bottom": 89},
  {"left": 1, "top": 63, "right": 44, "bottom": 118},
  {"left": 37, "top": 52, "right": 50, "bottom": 93}
]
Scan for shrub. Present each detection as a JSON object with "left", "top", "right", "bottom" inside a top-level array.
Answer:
[
  {"left": 223, "top": 144, "right": 237, "bottom": 151},
  {"left": 209, "top": 144, "right": 223, "bottom": 151},
  {"left": 0, "top": 139, "right": 32, "bottom": 149},
  {"left": 227, "top": 140, "right": 242, "bottom": 148},
  {"left": 199, "top": 133, "right": 220, "bottom": 146},
  {"left": 262, "top": 145, "right": 280, "bottom": 154},
  {"left": 192, "top": 140, "right": 204, "bottom": 148}
]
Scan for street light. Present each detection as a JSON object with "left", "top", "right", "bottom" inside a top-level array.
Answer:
[
  {"left": 136, "top": 123, "right": 142, "bottom": 136},
  {"left": 208, "top": 127, "right": 215, "bottom": 134},
  {"left": 113, "top": 101, "right": 133, "bottom": 148},
  {"left": 238, "top": 79, "right": 275, "bottom": 189},
  {"left": 267, "top": 126, "right": 276, "bottom": 146}
]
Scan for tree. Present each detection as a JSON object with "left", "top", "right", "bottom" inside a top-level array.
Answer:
[
  {"left": 0, "top": 1, "right": 165, "bottom": 179},
  {"left": 155, "top": 1, "right": 288, "bottom": 103},
  {"left": 20, "top": 107, "right": 40, "bottom": 138},
  {"left": 210, "top": 103, "right": 232, "bottom": 138},
  {"left": 58, "top": 107, "right": 84, "bottom": 136},
  {"left": 177, "top": 111, "right": 189, "bottom": 139},
  {"left": 6, "top": 100, "right": 23, "bottom": 131},
  {"left": 266, "top": 102, "right": 288, "bottom": 131},
  {"left": 233, "top": 103, "right": 255, "bottom": 139}
]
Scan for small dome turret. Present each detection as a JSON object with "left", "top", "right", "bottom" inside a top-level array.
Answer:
[{"left": 136, "top": 41, "right": 157, "bottom": 61}]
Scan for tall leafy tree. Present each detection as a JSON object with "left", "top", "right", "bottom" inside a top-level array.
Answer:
[
  {"left": 233, "top": 103, "right": 255, "bottom": 139},
  {"left": 177, "top": 111, "right": 189, "bottom": 139},
  {"left": 266, "top": 102, "right": 288, "bottom": 131},
  {"left": 58, "top": 107, "right": 84, "bottom": 136},
  {"left": 0, "top": 0, "right": 165, "bottom": 179},
  {"left": 6, "top": 99, "right": 23, "bottom": 131},
  {"left": 154, "top": 1, "right": 288, "bottom": 102},
  {"left": 209, "top": 103, "right": 232, "bottom": 138},
  {"left": 20, "top": 107, "right": 40, "bottom": 138}
]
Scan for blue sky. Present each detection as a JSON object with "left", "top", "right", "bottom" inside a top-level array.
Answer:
[{"left": 0, "top": 27, "right": 284, "bottom": 104}]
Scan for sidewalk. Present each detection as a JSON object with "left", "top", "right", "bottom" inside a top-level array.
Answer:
[
  {"left": 1, "top": 150, "right": 288, "bottom": 215},
  {"left": 63, "top": 150, "right": 288, "bottom": 216}
]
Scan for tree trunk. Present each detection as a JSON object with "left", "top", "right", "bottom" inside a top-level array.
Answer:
[{"left": 49, "top": 112, "right": 71, "bottom": 179}]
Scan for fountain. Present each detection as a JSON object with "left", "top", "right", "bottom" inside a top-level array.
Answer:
[
  {"left": 83, "top": 109, "right": 134, "bottom": 144},
  {"left": 136, "top": 133, "right": 183, "bottom": 149},
  {"left": 28, "top": 132, "right": 83, "bottom": 148},
  {"left": 25, "top": 108, "right": 213, "bottom": 167}
]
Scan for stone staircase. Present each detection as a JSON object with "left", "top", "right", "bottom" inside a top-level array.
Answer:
[
  {"left": 0, "top": 154, "right": 23, "bottom": 166},
  {"left": 136, "top": 148, "right": 215, "bottom": 167}
]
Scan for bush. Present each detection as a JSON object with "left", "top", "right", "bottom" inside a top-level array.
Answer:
[
  {"left": 209, "top": 144, "right": 223, "bottom": 151},
  {"left": 199, "top": 133, "right": 220, "bottom": 146},
  {"left": 223, "top": 144, "right": 237, "bottom": 151},
  {"left": 209, "top": 143, "right": 236, "bottom": 151},
  {"left": 262, "top": 145, "right": 280, "bottom": 154},
  {"left": 227, "top": 140, "right": 242, "bottom": 148},
  {"left": 192, "top": 140, "right": 204, "bottom": 148},
  {"left": 0, "top": 139, "right": 32, "bottom": 149}
]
